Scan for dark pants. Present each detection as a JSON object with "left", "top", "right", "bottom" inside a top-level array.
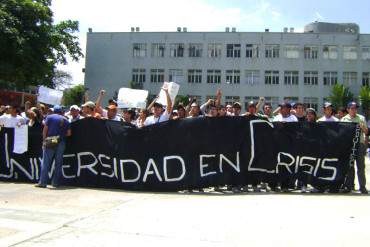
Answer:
[{"left": 346, "top": 143, "right": 367, "bottom": 189}]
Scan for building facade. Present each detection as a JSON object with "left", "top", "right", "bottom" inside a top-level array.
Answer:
[{"left": 84, "top": 22, "right": 370, "bottom": 111}]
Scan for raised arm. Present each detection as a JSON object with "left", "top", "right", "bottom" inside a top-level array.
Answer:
[
  {"left": 256, "top": 97, "right": 265, "bottom": 113},
  {"left": 147, "top": 95, "right": 158, "bottom": 111},
  {"left": 215, "top": 89, "right": 222, "bottom": 107},
  {"left": 95, "top": 90, "right": 105, "bottom": 114},
  {"left": 163, "top": 87, "right": 172, "bottom": 114}
]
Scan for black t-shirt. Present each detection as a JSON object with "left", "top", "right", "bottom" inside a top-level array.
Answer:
[{"left": 296, "top": 116, "right": 306, "bottom": 122}]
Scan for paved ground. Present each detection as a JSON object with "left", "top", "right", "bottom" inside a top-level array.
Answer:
[{"left": 1, "top": 159, "right": 370, "bottom": 247}]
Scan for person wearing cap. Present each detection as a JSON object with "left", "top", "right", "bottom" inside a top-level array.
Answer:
[
  {"left": 106, "top": 105, "right": 121, "bottom": 121},
  {"left": 293, "top": 102, "right": 306, "bottom": 122},
  {"left": 187, "top": 102, "right": 202, "bottom": 118},
  {"left": 232, "top": 102, "right": 242, "bottom": 116},
  {"left": 273, "top": 102, "right": 298, "bottom": 122},
  {"left": 68, "top": 105, "right": 83, "bottom": 123},
  {"left": 317, "top": 102, "right": 338, "bottom": 122},
  {"left": 82, "top": 101, "right": 101, "bottom": 118},
  {"left": 122, "top": 108, "right": 136, "bottom": 125},
  {"left": 341, "top": 102, "right": 368, "bottom": 194},
  {"left": 0, "top": 105, "right": 26, "bottom": 128},
  {"left": 305, "top": 108, "right": 317, "bottom": 122},
  {"left": 95, "top": 90, "right": 119, "bottom": 118},
  {"left": 35, "top": 105, "right": 71, "bottom": 189},
  {"left": 144, "top": 86, "right": 172, "bottom": 126}
]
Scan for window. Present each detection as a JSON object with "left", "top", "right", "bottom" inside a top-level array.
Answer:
[
  {"left": 265, "top": 71, "right": 279, "bottom": 85},
  {"left": 188, "top": 95, "right": 202, "bottom": 104},
  {"left": 285, "top": 45, "right": 299, "bottom": 58},
  {"left": 343, "top": 46, "right": 357, "bottom": 60},
  {"left": 244, "top": 96, "right": 259, "bottom": 109},
  {"left": 151, "top": 43, "right": 165, "bottom": 57},
  {"left": 226, "top": 44, "right": 241, "bottom": 58},
  {"left": 284, "top": 71, "right": 299, "bottom": 85},
  {"left": 188, "top": 69, "right": 202, "bottom": 83},
  {"left": 343, "top": 72, "right": 357, "bottom": 86},
  {"left": 133, "top": 43, "right": 147, "bottom": 57},
  {"left": 245, "top": 70, "right": 260, "bottom": 85},
  {"left": 132, "top": 69, "right": 146, "bottom": 83},
  {"left": 284, "top": 97, "right": 299, "bottom": 103},
  {"left": 323, "top": 45, "right": 338, "bottom": 59},
  {"left": 323, "top": 72, "right": 337, "bottom": 86},
  {"left": 169, "top": 69, "right": 184, "bottom": 83},
  {"left": 303, "top": 97, "right": 318, "bottom": 111},
  {"left": 207, "top": 70, "right": 221, "bottom": 84},
  {"left": 264, "top": 97, "right": 279, "bottom": 109},
  {"left": 304, "top": 46, "right": 318, "bottom": 59},
  {"left": 246, "top": 44, "right": 259, "bottom": 58},
  {"left": 362, "top": 47, "right": 370, "bottom": 60},
  {"left": 208, "top": 43, "right": 222, "bottom": 57},
  {"left": 265, "top": 45, "right": 280, "bottom": 58},
  {"left": 225, "top": 96, "right": 240, "bottom": 106},
  {"left": 170, "top": 43, "right": 184, "bottom": 57},
  {"left": 304, "top": 71, "right": 318, "bottom": 85},
  {"left": 189, "top": 43, "right": 203, "bottom": 57},
  {"left": 226, "top": 70, "right": 240, "bottom": 84},
  {"left": 150, "top": 69, "right": 165, "bottom": 83},
  {"left": 363, "top": 72, "right": 370, "bottom": 86}
]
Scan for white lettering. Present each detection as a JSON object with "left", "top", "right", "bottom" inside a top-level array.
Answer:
[
  {"left": 318, "top": 158, "right": 338, "bottom": 181},
  {"left": 143, "top": 159, "right": 163, "bottom": 182},
  {"left": 98, "top": 154, "right": 115, "bottom": 178},
  {"left": 299, "top": 156, "right": 316, "bottom": 175},
  {"left": 120, "top": 159, "right": 141, "bottom": 183},
  {"left": 276, "top": 152, "right": 295, "bottom": 174},
  {"left": 77, "top": 152, "right": 98, "bottom": 177},
  {"left": 62, "top": 154, "right": 76, "bottom": 179},
  {"left": 163, "top": 156, "right": 186, "bottom": 182},
  {"left": 219, "top": 152, "right": 240, "bottom": 173},
  {"left": 200, "top": 154, "right": 217, "bottom": 177}
]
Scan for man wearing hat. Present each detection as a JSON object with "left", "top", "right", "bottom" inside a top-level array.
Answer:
[
  {"left": 35, "top": 105, "right": 71, "bottom": 188},
  {"left": 68, "top": 105, "right": 82, "bottom": 123},
  {"left": 317, "top": 102, "right": 338, "bottom": 122},
  {"left": 82, "top": 101, "right": 101, "bottom": 118},
  {"left": 341, "top": 102, "right": 368, "bottom": 194},
  {"left": 106, "top": 105, "right": 121, "bottom": 121},
  {"left": 144, "top": 87, "right": 172, "bottom": 126},
  {"left": 273, "top": 102, "right": 298, "bottom": 122}
]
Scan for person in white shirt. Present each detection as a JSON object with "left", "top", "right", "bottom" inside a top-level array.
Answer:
[
  {"left": 273, "top": 102, "right": 298, "bottom": 122},
  {"left": 0, "top": 105, "right": 26, "bottom": 127},
  {"left": 144, "top": 87, "right": 172, "bottom": 126},
  {"left": 67, "top": 105, "right": 83, "bottom": 123},
  {"left": 317, "top": 102, "right": 339, "bottom": 122}
]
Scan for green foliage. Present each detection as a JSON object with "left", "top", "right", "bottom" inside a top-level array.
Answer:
[
  {"left": 128, "top": 80, "right": 143, "bottom": 89},
  {"left": 174, "top": 95, "right": 189, "bottom": 107},
  {"left": 359, "top": 85, "right": 370, "bottom": 119},
  {"left": 62, "top": 84, "right": 85, "bottom": 106},
  {"left": 0, "top": 0, "right": 83, "bottom": 89},
  {"left": 328, "top": 83, "right": 354, "bottom": 108}
]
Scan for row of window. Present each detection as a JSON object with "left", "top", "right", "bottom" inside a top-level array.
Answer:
[
  {"left": 133, "top": 43, "right": 370, "bottom": 60},
  {"left": 132, "top": 69, "right": 370, "bottom": 86},
  {"left": 185, "top": 95, "right": 320, "bottom": 111}
]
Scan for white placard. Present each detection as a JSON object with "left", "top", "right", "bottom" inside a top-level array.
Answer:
[
  {"left": 157, "top": 82, "right": 180, "bottom": 107},
  {"left": 117, "top": 88, "right": 149, "bottom": 109},
  {"left": 13, "top": 125, "right": 28, "bottom": 154},
  {"left": 38, "top": 86, "right": 63, "bottom": 105}
]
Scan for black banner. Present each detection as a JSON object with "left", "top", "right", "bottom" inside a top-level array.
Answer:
[{"left": 0, "top": 117, "right": 359, "bottom": 191}]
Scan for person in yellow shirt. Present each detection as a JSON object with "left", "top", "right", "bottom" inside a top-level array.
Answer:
[{"left": 341, "top": 102, "right": 368, "bottom": 194}]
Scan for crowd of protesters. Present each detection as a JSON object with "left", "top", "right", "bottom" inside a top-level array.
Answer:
[{"left": 0, "top": 86, "right": 369, "bottom": 194}]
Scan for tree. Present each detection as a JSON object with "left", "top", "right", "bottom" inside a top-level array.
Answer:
[
  {"left": 0, "top": 0, "right": 83, "bottom": 89},
  {"left": 174, "top": 95, "right": 189, "bottom": 107},
  {"left": 328, "top": 84, "right": 354, "bottom": 108},
  {"left": 62, "top": 84, "right": 85, "bottom": 106},
  {"left": 53, "top": 70, "right": 73, "bottom": 89},
  {"left": 359, "top": 85, "right": 370, "bottom": 119},
  {"left": 128, "top": 80, "right": 143, "bottom": 89}
]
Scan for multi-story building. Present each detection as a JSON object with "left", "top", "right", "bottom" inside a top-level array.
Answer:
[{"left": 84, "top": 22, "right": 370, "bottom": 110}]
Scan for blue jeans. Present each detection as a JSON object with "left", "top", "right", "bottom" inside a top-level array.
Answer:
[{"left": 39, "top": 140, "right": 66, "bottom": 187}]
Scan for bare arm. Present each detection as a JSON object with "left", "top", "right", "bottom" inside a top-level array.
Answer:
[
  {"left": 42, "top": 125, "right": 48, "bottom": 141},
  {"left": 163, "top": 87, "right": 172, "bottom": 114},
  {"left": 273, "top": 106, "right": 281, "bottom": 116},
  {"left": 215, "top": 89, "right": 222, "bottom": 107},
  {"left": 147, "top": 96, "right": 158, "bottom": 111},
  {"left": 95, "top": 90, "right": 105, "bottom": 114},
  {"left": 256, "top": 97, "right": 265, "bottom": 113}
]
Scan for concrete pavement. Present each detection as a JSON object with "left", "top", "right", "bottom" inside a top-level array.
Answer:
[{"left": 1, "top": 159, "right": 370, "bottom": 247}]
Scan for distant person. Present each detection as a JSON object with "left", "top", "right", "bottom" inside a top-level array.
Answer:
[
  {"left": 317, "top": 102, "right": 338, "bottom": 122},
  {"left": 36, "top": 105, "right": 71, "bottom": 188},
  {"left": 341, "top": 102, "right": 368, "bottom": 194},
  {"left": 293, "top": 103, "right": 306, "bottom": 122},
  {"left": 0, "top": 105, "right": 25, "bottom": 127},
  {"left": 273, "top": 102, "right": 298, "bottom": 122},
  {"left": 305, "top": 108, "right": 317, "bottom": 122},
  {"left": 144, "top": 86, "right": 172, "bottom": 126}
]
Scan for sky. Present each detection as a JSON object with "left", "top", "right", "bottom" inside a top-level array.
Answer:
[{"left": 51, "top": 0, "right": 370, "bottom": 86}]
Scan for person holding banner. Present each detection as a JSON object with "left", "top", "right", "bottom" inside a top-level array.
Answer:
[
  {"left": 144, "top": 86, "right": 172, "bottom": 126},
  {"left": 341, "top": 102, "right": 368, "bottom": 194},
  {"left": 35, "top": 105, "right": 71, "bottom": 188}
]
